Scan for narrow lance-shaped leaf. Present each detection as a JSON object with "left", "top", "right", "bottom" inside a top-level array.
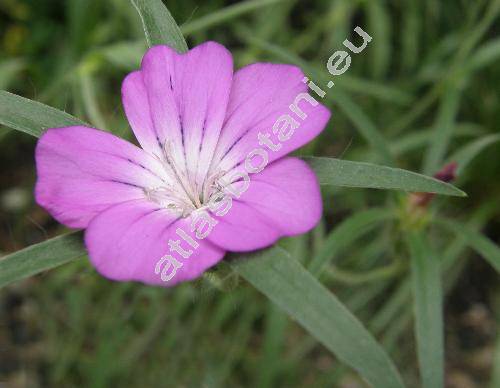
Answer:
[
  {"left": 95, "top": 40, "right": 147, "bottom": 70},
  {"left": 256, "top": 303, "right": 288, "bottom": 388},
  {"left": 407, "top": 231, "right": 444, "bottom": 388},
  {"left": 308, "top": 208, "right": 395, "bottom": 276},
  {"left": 181, "top": 0, "right": 285, "bottom": 36},
  {"left": 0, "top": 91, "right": 86, "bottom": 137},
  {"left": 332, "top": 88, "right": 395, "bottom": 165},
  {"left": 230, "top": 246, "right": 405, "bottom": 388},
  {"left": 366, "top": 0, "right": 391, "bottom": 79},
  {"left": 130, "top": 0, "right": 188, "bottom": 52},
  {"left": 303, "top": 156, "right": 465, "bottom": 196},
  {"left": 434, "top": 218, "right": 500, "bottom": 273},
  {"left": 0, "top": 231, "right": 407, "bottom": 387},
  {"left": 0, "top": 91, "right": 466, "bottom": 199},
  {"left": 465, "top": 37, "right": 500, "bottom": 73},
  {"left": 422, "top": 82, "right": 461, "bottom": 175},
  {"left": 447, "top": 133, "right": 500, "bottom": 175},
  {"left": 389, "top": 123, "right": 484, "bottom": 156},
  {"left": 0, "top": 232, "right": 85, "bottom": 288}
]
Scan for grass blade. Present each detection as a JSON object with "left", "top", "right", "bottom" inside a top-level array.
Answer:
[
  {"left": 366, "top": 0, "right": 391, "bottom": 79},
  {"left": 400, "top": 0, "right": 419, "bottom": 72},
  {"left": 308, "top": 208, "right": 395, "bottom": 276},
  {"left": 422, "top": 84, "right": 461, "bottom": 174},
  {"left": 181, "top": 0, "right": 285, "bottom": 36},
  {"left": 332, "top": 88, "right": 395, "bottom": 164},
  {"left": 231, "top": 245, "right": 405, "bottom": 388},
  {"left": 0, "top": 91, "right": 86, "bottom": 137},
  {"left": 0, "top": 232, "right": 85, "bottom": 288},
  {"left": 407, "top": 231, "right": 444, "bottom": 388},
  {"left": 390, "top": 123, "right": 484, "bottom": 156},
  {"left": 448, "top": 133, "right": 500, "bottom": 175},
  {"left": 95, "top": 40, "right": 146, "bottom": 70},
  {"left": 256, "top": 303, "right": 288, "bottom": 388},
  {"left": 466, "top": 37, "right": 500, "bottom": 72},
  {"left": 303, "top": 156, "right": 465, "bottom": 196},
  {"left": 130, "top": 0, "right": 188, "bottom": 52},
  {"left": 2, "top": 7, "right": 448, "bottom": 202},
  {"left": 79, "top": 72, "right": 108, "bottom": 131},
  {"left": 1, "top": 235, "right": 407, "bottom": 387},
  {"left": 0, "top": 58, "right": 25, "bottom": 89},
  {"left": 336, "top": 75, "right": 413, "bottom": 106},
  {"left": 435, "top": 218, "right": 500, "bottom": 273}
]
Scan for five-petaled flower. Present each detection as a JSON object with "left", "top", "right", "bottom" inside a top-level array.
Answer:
[{"left": 35, "top": 42, "right": 331, "bottom": 286}]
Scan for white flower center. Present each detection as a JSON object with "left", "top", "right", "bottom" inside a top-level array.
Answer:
[{"left": 143, "top": 140, "right": 226, "bottom": 217}]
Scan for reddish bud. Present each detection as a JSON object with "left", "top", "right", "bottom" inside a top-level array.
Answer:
[{"left": 409, "top": 162, "right": 458, "bottom": 208}]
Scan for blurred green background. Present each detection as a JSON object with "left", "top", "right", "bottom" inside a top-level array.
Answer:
[{"left": 1, "top": 0, "right": 499, "bottom": 387}]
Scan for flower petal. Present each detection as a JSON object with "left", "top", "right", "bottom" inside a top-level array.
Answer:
[
  {"left": 35, "top": 126, "right": 169, "bottom": 228},
  {"left": 122, "top": 41, "right": 233, "bottom": 190},
  {"left": 211, "top": 63, "right": 330, "bottom": 176},
  {"left": 84, "top": 199, "right": 225, "bottom": 286},
  {"left": 207, "top": 157, "right": 322, "bottom": 251}
]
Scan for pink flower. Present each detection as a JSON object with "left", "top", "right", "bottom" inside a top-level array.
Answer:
[{"left": 34, "top": 42, "right": 330, "bottom": 286}]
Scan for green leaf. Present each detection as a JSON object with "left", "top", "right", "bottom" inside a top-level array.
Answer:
[
  {"left": 95, "top": 40, "right": 146, "bottom": 70},
  {"left": 2, "top": 96, "right": 464, "bottom": 200},
  {"left": 400, "top": 0, "right": 419, "bottom": 72},
  {"left": 336, "top": 75, "right": 413, "bottom": 106},
  {"left": 422, "top": 84, "right": 461, "bottom": 175},
  {"left": 308, "top": 208, "right": 395, "bottom": 276},
  {"left": 366, "top": 0, "right": 391, "bottom": 79},
  {"left": 181, "top": 0, "right": 285, "bottom": 36},
  {"left": 0, "top": 91, "right": 87, "bottom": 137},
  {"left": 448, "top": 133, "right": 500, "bottom": 175},
  {"left": 256, "top": 303, "right": 288, "bottom": 388},
  {"left": 1, "top": 235, "right": 406, "bottom": 387},
  {"left": 332, "top": 88, "right": 395, "bottom": 164},
  {"left": 130, "top": 0, "right": 188, "bottom": 52},
  {"left": 0, "top": 232, "right": 85, "bottom": 288},
  {"left": 390, "top": 123, "right": 484, "bottom": 156},
  {"left": 0, "top": 58, "right": 25, "bottom": 89},
  {"left": 451, "top": 0, "right": 500, "bottom": 66},
  {"left": 303, "top": 156, "right": 466, "bottom": 196},
  {"left": 407, "top": 232, "right": 444, "bottom": 388},
  {"left": 434, "top": 218, "right": 500, "bottom": 273},
  {"left": 466, "top": 37, "right": 500, "bottom": 72},
  {"left": 79, "top": 72, "right": 108, "bottom": 131},
  {"left": 230, "top": 246, "right": 405, "bottom": 388}
]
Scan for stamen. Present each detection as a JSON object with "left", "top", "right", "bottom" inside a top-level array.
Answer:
[
  {"left": 143, "top": 187, "right": 194, "bottom": 217},
  {"left": 144, "top": 139, "right": 226, "bottom": 217},
  {"left": 202, "top": 169, "right": 227, "bottom": 204},
  {"left": 160, "top": 140, "right": 202, "bottom": 209}
]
